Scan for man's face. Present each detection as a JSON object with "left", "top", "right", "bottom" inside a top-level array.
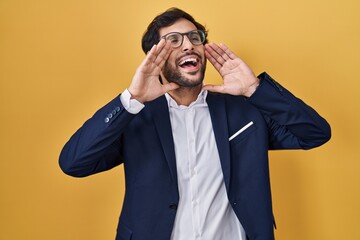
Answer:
[{"left": 159, "top": 18, "right": 206, "bottom": 88}]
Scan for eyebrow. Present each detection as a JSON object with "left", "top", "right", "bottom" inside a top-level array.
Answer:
[{"left": 160, "top": 29, "right": 198, "bottom": 38}]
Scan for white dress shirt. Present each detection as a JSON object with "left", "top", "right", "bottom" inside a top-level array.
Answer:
[{"left": 120, "top": 89, "right": 246, "bottom": 240}]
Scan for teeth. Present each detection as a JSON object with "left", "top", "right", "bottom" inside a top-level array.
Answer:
[{"left": 179, "top": 58, "right": 197, "bottom": 65}]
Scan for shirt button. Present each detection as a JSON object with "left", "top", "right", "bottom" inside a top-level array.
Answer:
[
  {"left": 112, "top": 110, "right": 117, "bottom": 115},
  {"left": 116, "top": 107, "right": 121, "bottom": 112},
  {"left": 104, "top": 117, "right": 110, "bottom": 123},
  {"left": 192, "top": 200, "right": 199, "bottom": 206},
  {"left": 108, "top": 113, "right": 113, "bottom": 118}
]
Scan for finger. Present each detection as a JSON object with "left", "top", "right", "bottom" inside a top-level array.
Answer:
[
  {"left": 205, "top": 49, "right": 223, "bottom": 72},
  {"left": 213, "top": 43, "right": 232, "bottom": 61},
  {"left": 162, "top": 82, "right": 180, "bottom": 93},
  {"left": 156, "top": 42, "right": 172, "bottom": 69},
  {"left": 208, "top": 42, "right": 233, "bottom": 62},
  {"left": 145, "top": 39, "right": 167, "bottom": 63},
  {"left": 205, "top": 43, "right": 227, "bottom": 66},
  {"left": 219, "top": 43, "right": 238, "bottom": 60},
  {"left": 143, "top": 43, "right": 159, "bottom": 64},
  {"left": 202, "top": 84, "right": 226, "bottom": 93},
  {"left": 140, "top": 40, "right": 170, "bottom": 72},
  {"left": 219, "top": 43, "right": 250, "bottom": 69},
  {"left": 151, "top": 40, "right": 171, "bottom": 66},
  {"left": 205, "top": 44, "right": 226, "bottom": 71}
]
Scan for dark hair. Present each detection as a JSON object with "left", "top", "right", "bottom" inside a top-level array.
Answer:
[{"left": 141, "top": 7, "right": 208, "bottom": 54}]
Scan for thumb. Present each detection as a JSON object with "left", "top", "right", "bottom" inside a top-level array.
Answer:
[
  {"left": 162, "top": 82, "right": 180, "bottom": 93},
  {"left": 202, "top": 84, "right": 225, "bottom": 93}
]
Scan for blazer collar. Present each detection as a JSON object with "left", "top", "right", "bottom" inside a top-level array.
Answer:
[
  {"left": 206, "top": 93, "right": 231, "bottom": 192},
  {"left": 147, "top": 96, "right": 178, "bottom": 185}
]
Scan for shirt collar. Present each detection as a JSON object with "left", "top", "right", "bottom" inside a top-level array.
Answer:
[{"left": 165, "top": 90, "right": 208, "bottom": 109}]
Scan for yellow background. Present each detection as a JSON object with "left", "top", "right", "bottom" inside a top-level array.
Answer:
[{"left": 1, "top": 0, "right": 359, "bottom": 239}]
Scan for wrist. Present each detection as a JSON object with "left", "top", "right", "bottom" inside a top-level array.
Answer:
[
  {"left": 243, "top": 78, "right": 260, "bottom": 97},
  {"left": 128, "top": 87, "right": 145, "bottom": 104}
]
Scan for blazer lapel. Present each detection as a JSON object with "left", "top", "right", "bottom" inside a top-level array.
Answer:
[
  {"left": 147, "top": 96, "right": 178, "bottom": 185},
  {"left": 206, "top": 93, "right": 231, "bottom": 192}
]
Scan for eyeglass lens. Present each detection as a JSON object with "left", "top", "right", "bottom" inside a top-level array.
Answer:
[{"left": 164, "top": 30, "right": 205, "bottom": 48}]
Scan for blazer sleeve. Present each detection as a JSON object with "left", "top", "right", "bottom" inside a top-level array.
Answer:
[
  {"left": 247, "top": 72, "right": 331, "bottom": 150},
  {"left": 59, "top": 95, "right": 136, "bottom": 177}
]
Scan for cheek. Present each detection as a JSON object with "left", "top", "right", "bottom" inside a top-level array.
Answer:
[
  {"left": 166, "top": 53, "right": 178, "bottom": 68},
  {"left": 197, "top": 46, "right": 205, "bottom": 62}
]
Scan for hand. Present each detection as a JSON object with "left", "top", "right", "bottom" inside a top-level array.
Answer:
[
  {"left": 203, "top": 43, "right": 260, "bottom": 97},
  {"left": 128, "top": 39, "right": 179, "bottom": 103}
]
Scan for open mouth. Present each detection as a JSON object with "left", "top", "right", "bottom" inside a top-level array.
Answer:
[{"left": 178, "top": 57, "right": 200, "bottom": 71}]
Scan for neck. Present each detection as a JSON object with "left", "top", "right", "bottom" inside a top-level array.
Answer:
[{"left": 167, "top": 85, "right": 202, "bottom": 106}]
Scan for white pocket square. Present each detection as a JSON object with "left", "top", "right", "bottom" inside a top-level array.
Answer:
[{"left": 229, "top": 121, "right": 254, "bottom": 141}]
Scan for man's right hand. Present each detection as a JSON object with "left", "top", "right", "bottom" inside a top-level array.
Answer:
[{"left": 128, "top": 39, "right": 179, "bottom": 103}]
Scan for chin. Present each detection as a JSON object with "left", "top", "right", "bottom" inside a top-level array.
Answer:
[
  {"left": 176, "top": 73, "right": 204, "bottom": 88},
  {"left": 163, "top": 61, "right": 206, "bottom": 88}
]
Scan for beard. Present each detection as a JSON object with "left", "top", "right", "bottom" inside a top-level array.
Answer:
[{"left": 162, "top": 58, "right": 206, "bottom": 88}]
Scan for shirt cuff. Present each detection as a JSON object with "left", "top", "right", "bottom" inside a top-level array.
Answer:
[{"left": 119, "top": 89, "right": 145, "bottom": 114}]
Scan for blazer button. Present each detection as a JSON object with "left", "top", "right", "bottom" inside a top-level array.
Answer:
[{"left": 169, "top": 204, "right": 177, "bottom": 210}]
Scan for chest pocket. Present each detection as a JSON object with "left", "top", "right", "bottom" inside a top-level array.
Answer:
[{"left": 229, "top": 121, "right": 257, "bottom": 146}]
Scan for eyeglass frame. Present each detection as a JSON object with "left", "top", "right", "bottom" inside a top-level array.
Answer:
[{"left": 160, "top": 30, "right": 208, "bottom": 48}]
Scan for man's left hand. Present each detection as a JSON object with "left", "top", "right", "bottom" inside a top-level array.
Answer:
[{"left": 203, "top": 43, "right": 260, "bottom": 97}]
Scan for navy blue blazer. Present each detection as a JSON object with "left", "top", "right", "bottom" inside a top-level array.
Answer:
[{"left": 59, "top": 73, "right": 331, "bottom": 240}]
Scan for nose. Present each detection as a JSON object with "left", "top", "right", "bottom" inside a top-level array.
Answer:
[{"left": 181, "top": 35, "right": 194, "bottom": 51}]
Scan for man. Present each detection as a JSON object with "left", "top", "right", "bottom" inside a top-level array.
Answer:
[{"left": 59, "top": 7, "right": 331, "bottom": 240}]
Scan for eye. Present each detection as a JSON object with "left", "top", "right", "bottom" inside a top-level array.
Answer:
[
  {"left": 166, "top": 34, "right": 181, "bottom": 44},
  {"left": 189, "top": 32, "right": 201, "bottom": 43}
]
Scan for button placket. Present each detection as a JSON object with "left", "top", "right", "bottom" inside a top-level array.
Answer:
[{"left": 186, "top": 107, "right": 202, "bottom": 239}]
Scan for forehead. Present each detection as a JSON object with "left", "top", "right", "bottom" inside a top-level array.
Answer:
[{"left": 159, "top": 18, "right": 197, "bottom": 37}]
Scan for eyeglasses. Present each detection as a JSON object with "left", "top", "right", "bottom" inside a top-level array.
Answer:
[{"left": 161, "top": 30, "right": 207, "bottom": 48}]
